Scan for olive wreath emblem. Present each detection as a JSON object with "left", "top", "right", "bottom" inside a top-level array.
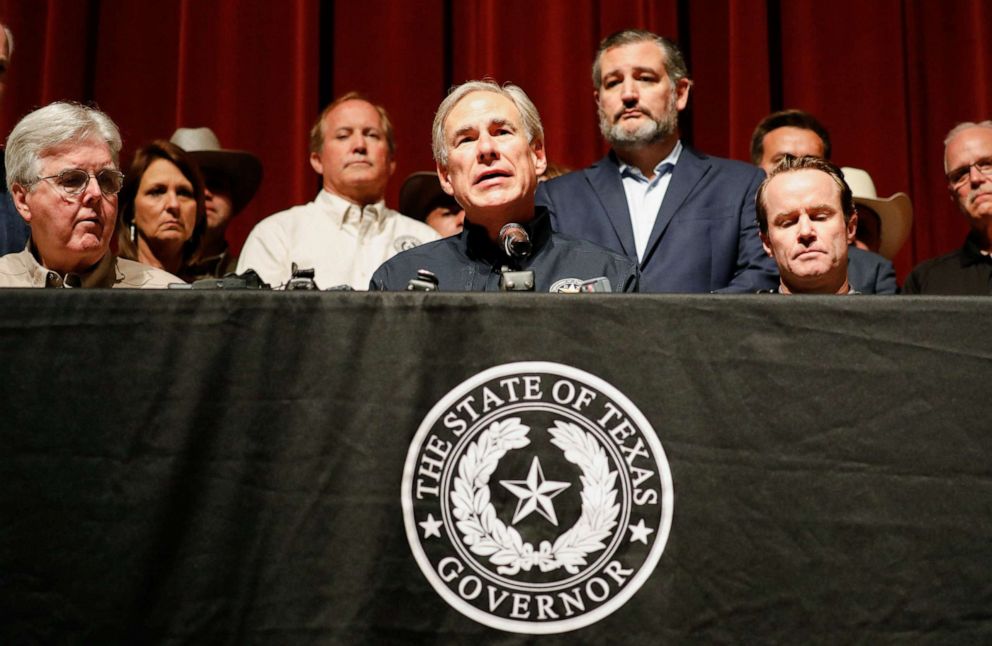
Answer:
[{"left": 451, "top": 417, "right": 620, "bottom": 576}]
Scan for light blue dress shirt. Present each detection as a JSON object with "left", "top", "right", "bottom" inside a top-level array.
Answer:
[{"left": 618, "top": 141, "right": 683, "bottom": 262}]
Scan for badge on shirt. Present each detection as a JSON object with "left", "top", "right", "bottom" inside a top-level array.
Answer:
[{"left": 394, "top": 235, "right": 423, "bottom": 252}]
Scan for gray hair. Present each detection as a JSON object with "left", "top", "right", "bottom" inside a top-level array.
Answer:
[
  {"left": 592, "top": 29, "right": 690, "bottom": 90},
  {"left": 6, "top": 102, "right": 122, "bottom": 189},
  {"left": 943, "top": 120, "right": 992, "bottom": 172},
  {"left": 432, "top": 80, "right": 544, "bottom": 166}
]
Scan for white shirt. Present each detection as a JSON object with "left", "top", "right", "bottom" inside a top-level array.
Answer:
[
  {"left": 618, "top": 141, "right": 682, "bottom": 262},
  {"left": 237, "top": 190, "right": 440, "bottom": 290}
]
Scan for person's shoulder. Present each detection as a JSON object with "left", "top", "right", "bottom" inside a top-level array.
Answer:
[
  {"left": 384, "top": 208, "right": 442, "bottom": 243},
  {"left": 387, "top": 234, "right": 457, "bottom": 264},
  {"left": 550, "top": 231, "right": 637, "bottom": 267},
  {"left": 540, "top": 156, "right": 611, "bottom": 192},
  {"left": 115, "top": 257, "right": 183, "bottom": 289},
  {"left": 909, "top": 247, "right": 964, "bottom": 276},
  {"left": 683, "top": 146, "right": 762, "bottom": 180},
  {"left": 256, "top": 200, "right": 315, "bottom": 228},
  {"left": 0, "top": 249, "right": 35, "bottom": 285}
]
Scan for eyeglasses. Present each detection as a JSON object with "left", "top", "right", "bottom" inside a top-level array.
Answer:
[
  {"left": 946, "top": 158, "right": 992, "bottom": 189},
  {"left": 32, "top": 168, "right": 125, "bottom": 196}
]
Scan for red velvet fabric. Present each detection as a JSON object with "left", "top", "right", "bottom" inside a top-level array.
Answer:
[{"left": 1, "top": 1, "right": 989, "bottom": 279}]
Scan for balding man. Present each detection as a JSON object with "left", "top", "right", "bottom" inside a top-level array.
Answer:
[
  {"left": 0, "top": 102, "right": 180, "bottom": 288},
  {"left": 904, "top": 121, "right": 992, "bottom": 294}
]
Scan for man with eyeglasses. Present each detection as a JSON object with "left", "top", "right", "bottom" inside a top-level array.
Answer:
[
  {"left": 0, "top": 102, "right": 181, "bottom": 288},
  {"left": 904, "top": 121, "right": 992, "bottom": 294}
]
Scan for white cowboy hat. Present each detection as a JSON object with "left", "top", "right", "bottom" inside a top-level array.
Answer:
[
  {"left": 841, "top": 166, "right": 913, "bottom": 259},
  {"left": 170, "top": 127, "right": 263, "bottom": 215}
]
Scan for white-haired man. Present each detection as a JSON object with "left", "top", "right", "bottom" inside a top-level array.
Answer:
[
  {"left": 0, "top": 102, "right": 180, "bottom": 288},
  {"left": 904, "top": 121, "right": 992, "bottom": 294},
  {"left": 370, "top": 80, "right": 637, "bottom": 292}
]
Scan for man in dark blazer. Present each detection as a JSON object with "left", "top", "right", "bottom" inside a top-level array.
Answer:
[
  {"left": 536, "top": 29, "right": 777, "bottom": 293},
  {"left": 749, "top": 109, "right": 900, "bottom": 294}
]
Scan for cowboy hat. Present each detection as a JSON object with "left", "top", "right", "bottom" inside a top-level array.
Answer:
[
  {"left": 841, "top": 167, "right": 913, "bottom": 259},
  {"left": 399, "top": 171, "right": 459, "bottom": 221},
  {"left": 170, "top": 127, "right": 263, "bottom": 215}
]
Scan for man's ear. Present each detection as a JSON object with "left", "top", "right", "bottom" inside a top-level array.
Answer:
[
  {"left": 759, "top": 231, "right": 773, "bottom": 258},
  {"left": 11, "top": 184, "right": 32, "bottom": 223},
  {"left": 846, "top": 211, "right": 859, "bottom": 245},
  {"left": 675, "top": 77, "right": 692, "bottom": 111},
  {"left": 436, "top": 164, "right": 455, "bottom": 197},
  {"left": 531, "top": 139, "right": 548, "bottom": 177},
  {"left": 309, "top": 151, "right": 323, "bottom": 176}
]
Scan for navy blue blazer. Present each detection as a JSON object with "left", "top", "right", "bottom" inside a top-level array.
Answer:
[
  {"left": 536, "top": 147, "right": 778, "bottom": 293},
  {"left": 0, "top": 151, "right": 28, "bottom": 257},
  {"left": 847, "top": 247, "right": 897, "bottom": 294}
]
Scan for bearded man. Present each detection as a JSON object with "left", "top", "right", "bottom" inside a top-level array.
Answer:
[{"left": 536, "top": 29, "right": 776, "bottom": 292}]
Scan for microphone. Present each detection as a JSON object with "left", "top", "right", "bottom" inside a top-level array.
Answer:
[{"left": 499, "top": 223, "right": 532, "bottom": 259}]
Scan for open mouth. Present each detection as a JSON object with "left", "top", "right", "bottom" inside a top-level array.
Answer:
[{"left": 475, "top": 170, "right": 511, "bottom": 185}]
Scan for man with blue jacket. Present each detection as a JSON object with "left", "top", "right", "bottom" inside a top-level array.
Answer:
[{"left": 537, "top": 29, "right": 777, "bottom": 293}]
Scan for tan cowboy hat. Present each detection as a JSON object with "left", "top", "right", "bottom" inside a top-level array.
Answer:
[
  {"left": 841, "top": 167, "right": 913, "bottom": 259},
  {"left": 170, "top": 127, "right": 263, "bottom": 215}
]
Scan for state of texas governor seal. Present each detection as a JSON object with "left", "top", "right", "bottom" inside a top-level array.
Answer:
[{"left": 402, "top": 361, "right": 674, "bottom": 634}]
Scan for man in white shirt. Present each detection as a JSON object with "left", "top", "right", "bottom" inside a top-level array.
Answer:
[{"left": 237, "top": 92, "right": 438, "bottom": 289}]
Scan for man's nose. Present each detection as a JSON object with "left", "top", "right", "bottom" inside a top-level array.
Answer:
[
  {"left": 621, "top": 78, "right": 639, "bottom": 103},
  {"left": 79, "top": 174, "right": 103, "bottom": 204},
  {"left": 476, "top": 132, "right": 498, "bottom": 160},
  {"left": 968, "top": 163, "right": 988, "bottom": 185},
  {"left": 797, "top": 215, "right": 815, "bottom": 239},
  {"left": 351, "top": 132, "right": 367, "bottom": 153}
]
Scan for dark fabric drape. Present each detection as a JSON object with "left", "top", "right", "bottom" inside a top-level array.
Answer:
[
  {"left": 2, "top": 292, "right": 992, "bottom": 641},
  {"left": 1, "top": 1, "right": 990, "bottom": 281}
]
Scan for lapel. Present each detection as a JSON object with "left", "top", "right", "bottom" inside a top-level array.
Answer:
[
  {"left": 641, "top": 145, "right": 710, "bottom": 267},
  {"left": 584, "top": 154, "right": 637, "bottom": 258}
]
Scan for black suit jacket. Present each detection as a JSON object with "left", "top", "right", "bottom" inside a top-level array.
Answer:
[{"left": 536, "top": 147, "right": 778, "bottom": 293}]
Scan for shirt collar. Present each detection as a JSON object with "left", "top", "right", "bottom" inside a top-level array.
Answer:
[
  {"left": 318, "top": 190, "right": 387, "bottom": 226},
  {"left": 617, "top": 140, "right": 683, "bottom": 180},
  {"left": 460, "top": 207, "right": 553, "bottom": 266},
  {"left": 27, "top": 239, "right": 118, "bottom": 288}
]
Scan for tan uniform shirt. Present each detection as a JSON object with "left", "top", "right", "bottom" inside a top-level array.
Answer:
[{"left": 0, "top": 247, "right": 182, "bottom": 288}]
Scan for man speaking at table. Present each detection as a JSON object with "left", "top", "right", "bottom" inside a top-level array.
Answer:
[
  {"left": 536, "top": 29, "right": 777, "bottom": 293},
  {"left": 370, "top": 80, "right": 638, "bottom": 292}
]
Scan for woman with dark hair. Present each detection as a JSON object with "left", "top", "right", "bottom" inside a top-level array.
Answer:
[{"left": 117, "top": 140, "right": 206, "bottom": 280}]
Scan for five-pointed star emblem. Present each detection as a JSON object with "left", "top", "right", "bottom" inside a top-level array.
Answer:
[
  {"left": 419, "top": 513, "right": 443, "bottom": 539},
  {"left": 627, "top": 518, "right": 654, "bottom": 544},
  {"left": 499, "top": 456, "right": 571, "bottom": 526}
]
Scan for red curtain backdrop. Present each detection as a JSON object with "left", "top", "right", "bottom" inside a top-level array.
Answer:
[{"left": 1, "top": 0, "right": 990, "bottom": 281}]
